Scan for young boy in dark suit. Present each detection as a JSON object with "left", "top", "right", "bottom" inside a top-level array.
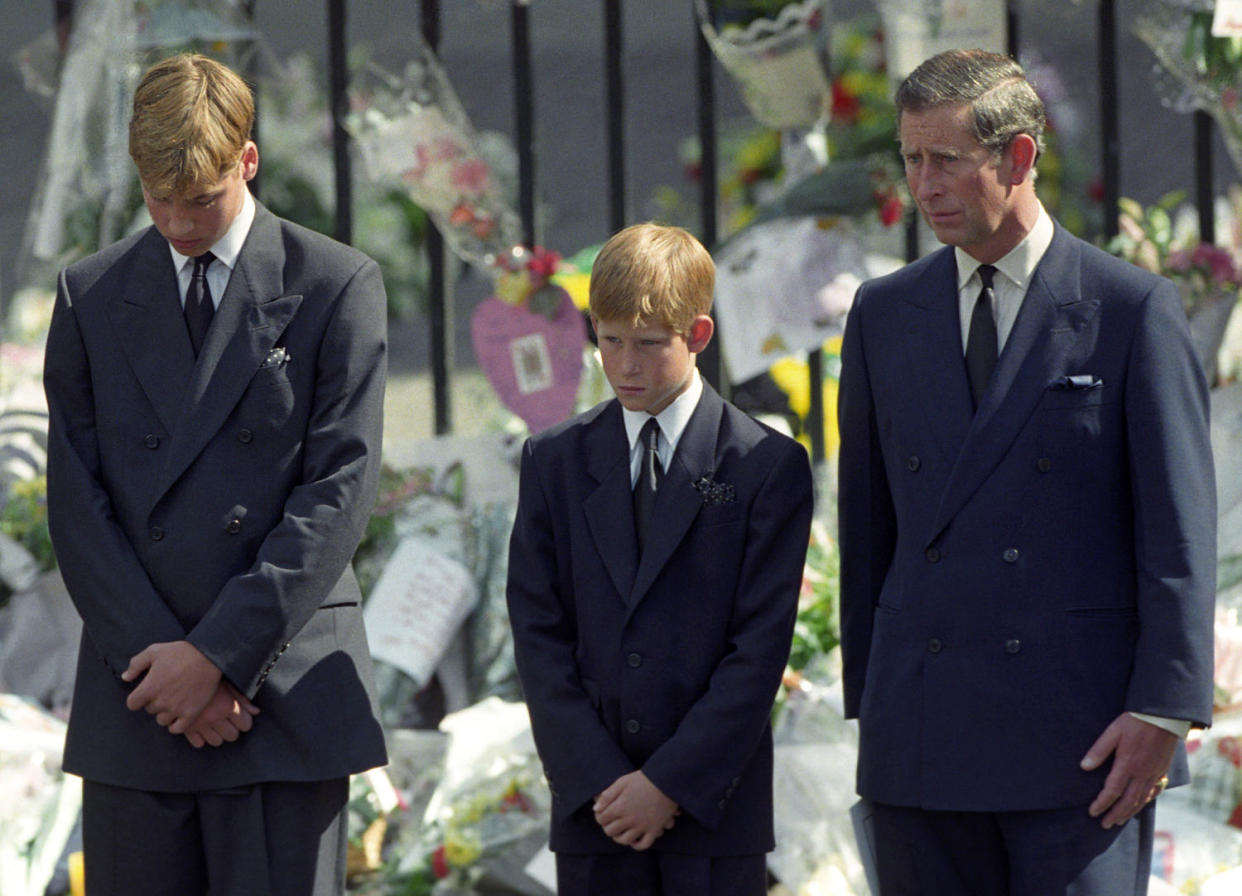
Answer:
[
  {"left": 43, "top": 53, "right": 388, "bottom": 895},
  {"left": 506, "top": 222, "right": 814, "bottom": 895}
]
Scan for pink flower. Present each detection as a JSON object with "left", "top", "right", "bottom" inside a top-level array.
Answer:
[{"left": 451, "top": 158, "right": 491, "bottom": 195}]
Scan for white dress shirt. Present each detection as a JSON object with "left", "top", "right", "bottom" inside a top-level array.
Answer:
[
  {"left": 623, "top": 370, "right": 704, "bottom": 487},
  {"left": 168, "top": 187, "right": 256, "bottom": 309}
]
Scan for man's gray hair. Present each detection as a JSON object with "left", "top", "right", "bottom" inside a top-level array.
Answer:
[{"left": 896, "top": 49, "right": 1046, "bottom": 160}]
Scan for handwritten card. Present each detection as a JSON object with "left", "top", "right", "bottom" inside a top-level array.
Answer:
[{"left": 364, "top": 537, "right": 479, "bottom": 688}]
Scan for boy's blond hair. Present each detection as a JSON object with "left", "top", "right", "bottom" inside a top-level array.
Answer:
[
  {"left": 589, "top": 223, "right": 715, "bottom": 334},
  {"left": 129, "top": 53, "right": 255, "bottom": 196}
]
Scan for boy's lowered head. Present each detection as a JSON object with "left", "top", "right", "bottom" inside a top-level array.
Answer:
[
  {"left": 129, "top": 53, "right": 259, "bottom": 258},
  {"left": 589, "top": 223, "right": 716, "bottom": 416}
]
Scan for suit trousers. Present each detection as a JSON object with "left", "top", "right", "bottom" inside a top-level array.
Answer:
[
  {"left": 869, "top": 800, "right": 1155, "bottom": 896},
  {"left": 81, "top": 777, "right": 349, "bottom": 896},
  {"left": 555, "top": 851, "right": 767, "bottom": 896}
]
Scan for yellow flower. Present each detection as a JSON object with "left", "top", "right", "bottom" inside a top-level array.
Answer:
[
  {"left": 442, "top": 828, "right": 482, "bottom": 868},
  {"left": 553, "top": 271, "right": 592, "bottom": 311},
  {"left": 768, "top": 337, "right": 843, "bottom": 457}
]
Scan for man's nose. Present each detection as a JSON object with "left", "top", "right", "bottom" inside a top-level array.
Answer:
[
  {"left": 166, "top": 208, "right": 194, "bottom": 236},
  {"left": 913, "top": 170, "right": 940, "bottom": 202}
]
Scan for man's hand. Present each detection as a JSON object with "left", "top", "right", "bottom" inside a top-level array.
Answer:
[
  {"left": 182, "top": 681, "right": 261, "bottom": 748},
  {"left": 122, "top": 641, "right": 221, "bottom": 735},
  {"left": 593, "top": 770, "right": 679, "bottom": 851},
  {"left": 1081, "top": 713, "right": 1178, "bottom": 829}
]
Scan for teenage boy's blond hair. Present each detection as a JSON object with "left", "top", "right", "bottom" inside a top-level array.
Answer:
[
  {"left": 589, "top": 223, "right": 715, "bottom": 334},
  {"left": 129, "top": 53, "right": 255, "bottom": 197}
]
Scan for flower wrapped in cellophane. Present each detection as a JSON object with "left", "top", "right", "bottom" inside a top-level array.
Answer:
[{"left": 347, "top": 38, "right": 521, "bottom": 272}]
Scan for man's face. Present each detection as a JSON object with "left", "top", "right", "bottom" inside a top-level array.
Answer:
[
  {"left": 593, "top": 315, "right": 711, "bottom": 416},
  {"left": 141, "top": 141, "right": 258, "bottom": 257},
  {"left": 899, "top": 103, "right": 1019, "bottom": 263}
]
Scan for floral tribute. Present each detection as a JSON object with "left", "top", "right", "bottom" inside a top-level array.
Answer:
[
  {"left": 1135, "top": 1, "right": 1242, "bottom": 178},
  {"left": 348, "top": 42, "right": 521, "bottom": 272},
  {"left": 470, "top": 247, "right": 587, "bottom": 435}
]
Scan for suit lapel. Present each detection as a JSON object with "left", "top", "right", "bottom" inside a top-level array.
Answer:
[
  {"left": 155, "top": 205, "right": 303, "bottom": 500},
  {"left": 583, "top": 402, "right": 641, "bottom": 602},
  {"left": 107, "top": 229, "right": 197, "bottom": 433},
  {"left": 928, "top": 228, "right": 1100, "bottom": 543},
  {"left": 899, "top": 250, "right": 975, "bottom": 468},
  {"left": 627, "top": 383, "right": 724, "bottom": 610}
]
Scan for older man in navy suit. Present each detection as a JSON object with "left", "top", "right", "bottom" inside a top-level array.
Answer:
[
  {"left": 838, "top": 50, "right": 1216, "bottom": 894},
  {"left": 43, "top": 54, "right": 387, "bottom": 895}
]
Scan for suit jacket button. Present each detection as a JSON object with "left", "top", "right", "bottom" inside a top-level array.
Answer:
[
  {"left": 907, "top": 456, "right": 921, "bottom": 472},
  {"left": 1005, "top": 639, "right": 1022, "bottom": 654},
  {"left": 1003, "top": 548, "right": 1020, "bottom": 563},
  {"left": 927, "top": 638, "right": 943, "bottom": 654},
  {"left": 626, "top": 719, "right": 641, "bottom": 734},
  {"left": 627, "top": 653, "right": 642, "bottom": 668},
  {"left": 237, "top": 429, "right": 253, "bottom": 444},
  {"left": 925, "top": 547, "right": 941, "bottom": 563},
  {"left": 149, "top": 526, "right": 164, "bottom": 541},
  {"left": 226, "top": 519, "right": 242, "bottom": 534},
  {"left": 1037, "top": 457, "right": 1052, "bottom": 473},
  {"left": 144, "top": 434, "right": 160, "bottom": 449}
]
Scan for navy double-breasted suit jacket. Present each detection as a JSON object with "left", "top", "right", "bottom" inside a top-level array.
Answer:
[
  {"left": 43, "top": 202, "right": 388, "bottom": 791},
  {"left": 506, "top": 383, "right": 814, "bottom": 855},
  {"left": 837, "top": 223, "right": 1216, "bottom": 812}
]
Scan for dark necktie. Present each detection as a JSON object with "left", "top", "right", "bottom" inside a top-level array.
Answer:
[
  {"left": 965, "top": 263, "right": 998, "bottom": 409},
  {"left": 633, "top": 418, "right": 663, "bottom": 552},
  {"left": 185, "top": 251, "right": 216, "bottom": 356}
]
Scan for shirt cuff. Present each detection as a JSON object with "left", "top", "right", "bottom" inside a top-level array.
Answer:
[{"left": 1129, "top": 712, "right": 1192, "bottom": 739}]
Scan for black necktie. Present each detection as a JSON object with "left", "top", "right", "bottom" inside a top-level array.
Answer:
[
  {"left": 185, "top": 251, "right": 216, "bottom": 356},
  {"left": 633, "top": 418, "right": 663, "bottom": 552},
  {"left": 965, "top": 264, "right": 998, "bottom": 409}
]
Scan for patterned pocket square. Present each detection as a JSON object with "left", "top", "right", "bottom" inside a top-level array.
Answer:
[
  {"left": 694, "top": 476, "right": 736, "bottom": 506},
  {"left": 260, "top": 346, "right": 290, "bottom": 369}
]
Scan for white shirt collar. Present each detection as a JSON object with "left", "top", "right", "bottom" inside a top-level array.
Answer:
[
  {"left": 954, "top": 202, "right": 1054, "bottom": 292},
  {"left": 623, "top": 369, "right": 704, "bottom": 470}
]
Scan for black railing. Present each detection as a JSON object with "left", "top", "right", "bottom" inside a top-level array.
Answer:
[{"left": 48, "top": 0, "right": 1227, "bottom": 462}]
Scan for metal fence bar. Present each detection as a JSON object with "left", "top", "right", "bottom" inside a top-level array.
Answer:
[
  {"left": 512, "top": 0, "right": 536, "bottom": 246},
  {"left": 421, "top": 0, "right": 451, "bottom": 434},
  {"left": 604, "top": 0, "right": 626, "bottom": 233},
  {"left": 1196, "top": 110, "right": 1216, "bottom": 243},
  {"left": 328, "top": 0, "right": 352, "bottom": 244},
  {"left": 1098, "top": 0, "right": 1120, "bottom": 240},
  {"left": 694, "top": 14, "right": 726, "bottom": 396}
]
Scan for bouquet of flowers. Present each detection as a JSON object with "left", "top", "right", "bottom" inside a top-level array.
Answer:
[{"left": 1108, "top": 191, "right": 1241, "bottom": 382}]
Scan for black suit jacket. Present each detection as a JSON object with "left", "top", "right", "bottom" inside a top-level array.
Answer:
[
  {"left": 506, "top": 383, "right": 814, "bottom": 855},
  {"left": 44, "top": 202, "right": 388, "bottom": 791},
  {"left": 837, "top": 224, "right": 1216, "bottom": 811}
]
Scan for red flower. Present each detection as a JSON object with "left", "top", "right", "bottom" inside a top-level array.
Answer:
[
  {"left": 1230, "top": 802, "right": 1242, "bottom": 830},
  {"left": 527, "top": 247, "right": 561, "bottom": 281},
  {"left": 1218, "top": 736, "right": 1242, "bottom": 768},
  {"left": 878, "top": 195, "right": 904, "bottom": 227},
  {"left": 831, "top": 79, "right": 862, "bottom": 125},
  {"left": 431, "top": 844, "right": 450, "bottom": 879}
]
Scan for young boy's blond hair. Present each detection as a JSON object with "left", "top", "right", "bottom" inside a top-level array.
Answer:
[
  {"left": 588, "top": 223, "right": 715, "bottom": 334},
  {"left": 129, "top": 53, "right": 255, "bottom": 196}
]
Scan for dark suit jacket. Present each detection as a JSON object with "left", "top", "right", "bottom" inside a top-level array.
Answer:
[
  {"left": 43, "top": 201, "right": 388, "bottom": 792},
  {"left": 506, "top": 383, "right": 813, "bottom": 855},
  {"left": 837, "top": 223, "right": 1217, "bottom": 812}
]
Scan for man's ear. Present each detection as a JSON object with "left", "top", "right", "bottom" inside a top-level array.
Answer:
[
  {"left": 686, "top": 315, "right": 714, "bottom": 354},
  {"left": 1007, "top": 134, "right": 1037, "bottom": 185},
  {"left": 240, "top": 141, "right": 259, "bottom": 182}
]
